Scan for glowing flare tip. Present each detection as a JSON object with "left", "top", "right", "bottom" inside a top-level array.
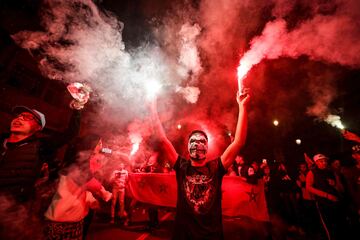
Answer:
[
  {"left": 130, "top": 143, "right": 140, "bottom": 156},
  {"left": 237, "top": 60, "right": 253, "bottom": 91},
  {"left": 325, "top": 115, "right": 345, "bottom": 130},
  {"left": 145, "top": 80, "right": 162, "bottom": 99}
]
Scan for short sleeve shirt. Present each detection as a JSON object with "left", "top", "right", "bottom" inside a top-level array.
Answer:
[
  {"left": 173, "top": 156, "right": 226, "bottom": 240},
  {"left": 111, "top": 169, "right": 128, "bottom": 189}
]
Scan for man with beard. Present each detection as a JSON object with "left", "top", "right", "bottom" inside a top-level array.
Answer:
[{"left": 151, "top": 90, "right": 250, "bottom": 240}]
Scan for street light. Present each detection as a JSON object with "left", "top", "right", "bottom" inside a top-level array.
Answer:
[
  {"left": 273, "top": 120, "right": 279, "bottom": 126},
  {"left": 295, "top": 139, "right": 301, "bottom": 145}
]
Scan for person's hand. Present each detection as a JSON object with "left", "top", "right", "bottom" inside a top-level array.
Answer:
[
  {"left": 90, "top": 199, "right": 101, "bottom": 210},
  {"left": 327, "top": 194, "right": 338, "bottom": 202},
  {"left": 327, "top": 178, "right": 336, "bottom": 186},
  {"left": 67, "top": 82, "right": 91, "bottom": 110},
  {"left": 282, "top": 174, "right": 291, "bottom": 181},
  {"left": 236, "top": 88, "right": 250, "bottom": 107},
  {"left": 342, "top": 130, "right": 360, "bottom": 143}
]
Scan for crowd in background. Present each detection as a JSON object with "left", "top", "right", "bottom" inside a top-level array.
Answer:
[
  {"left": 93, "top": 129, "right": 360, "bottom": 240},
  {"left": 0, "top": 91, "right": 359, "bottom": 239},
  {"left": 224, "top": 130, "right": 360, "bottom": 240}
]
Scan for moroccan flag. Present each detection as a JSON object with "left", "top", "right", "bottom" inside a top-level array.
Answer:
[
  {"left": 127, "top": 173, "right": 269, "bottom": 222},
  {"left": 303, "top": 152, "right": 314, "bottom": 168},
  {"left": 221, "top": 176, "right": 269, "bottom": 221},
  {"left": 127, "top": 173, "right": 177, "bottom": 207}
]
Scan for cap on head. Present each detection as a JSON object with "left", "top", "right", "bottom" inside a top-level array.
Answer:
[
  {"left": 313, "top": 153, "right": 328, "bottom": 162},
  {"left": 12, "top": 106, "right": 46, "bottom": 129}
]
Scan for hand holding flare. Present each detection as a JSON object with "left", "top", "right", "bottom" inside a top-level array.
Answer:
[
  {"left": 67, "top": 82, "right": 91, "bottom": 110},
  {"left": 237, "top": 88, "right": 250, "bottom": 107}
]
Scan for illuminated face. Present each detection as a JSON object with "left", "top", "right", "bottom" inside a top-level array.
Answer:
[
  {"left": 315, "top": 158, "right": 327, "bottom": 170},
  {"left": 299, "top": 164, "right": 307, "bottom": 173},
  {"left": 251, "top": 161, "right": 259, "bottom": 171},
  {"left": 10, "top": 112, "right": 41, "bottom": 135},
  {"left": 331, "top": 160, "right": 341, "bottom": 171},
  {"left": 188, "top": 132, "right": 208, "bottom": 161},
  {"left": 119, "top": 163, "right": 125, "bottom": 170},
  {"left": 93, "top": 139, "right": 103, "bottom": 154}
]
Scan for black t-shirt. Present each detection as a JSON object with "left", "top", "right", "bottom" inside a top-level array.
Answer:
[
  {"left": 342, "top": 166, "right": 360, "bottom": 210},
  {"left": 173, "top": 156, "right": 226, "bottom": 240},
  {"left": 311, "top": 167, "right": 338, "bottom": 202},
  {"left": 0, "top": 110, "right": 81, "bottom": 202}
]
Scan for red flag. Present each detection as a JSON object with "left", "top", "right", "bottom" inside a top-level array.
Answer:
[
  {"left": 222, "top": 176, "right": 269, "bottom": 221},
  {"left": 127, "top": 173, "right": 269, "bottom": 222},
  {"left": 127, "top": 173, "right": 177, "bottom": 207},
  {"left": 303, "top": 153, "right": 314, "bottom": 168}
]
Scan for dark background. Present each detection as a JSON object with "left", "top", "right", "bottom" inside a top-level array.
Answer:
[{"left": 1, "top": 0, "right": 359, "bottom": 174}]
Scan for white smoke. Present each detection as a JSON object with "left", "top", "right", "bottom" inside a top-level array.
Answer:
[
  {"left": 236, "top": 0, "right": 360, "bottom": 124},
  {"left": 176, "top": 85, "right": 201, "bottom": 104},
  {"left": 325, "top": 114, "right": 345, "bottom": 130},
  {"left": 177, "top": 23, "right": 203, "bottom": 82},
  {"left": 0, "top": 196, "right": 43, "bottom": 239},
  {"left": 11, "top": 0, "right": 200, "bottom": 124}
]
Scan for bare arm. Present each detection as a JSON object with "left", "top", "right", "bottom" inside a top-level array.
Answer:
[
  {"left": 296, "top": 179, "right": 302, "bottom": 188},
  {"left": 150, "top": 99, "right": 178, "bottom": 168},
  {"left": 342, "top": 130, "right": 360, "bottom": 143},
  {"left": 221, "top": 91, "right": 250, "bottom": 170},
  {"left": 109, "top": 171, "right": 116, "bottom": 182}
]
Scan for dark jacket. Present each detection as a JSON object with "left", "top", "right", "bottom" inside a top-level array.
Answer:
[{"left": 0, "top": 110, "right": 81, "bottom": 202}]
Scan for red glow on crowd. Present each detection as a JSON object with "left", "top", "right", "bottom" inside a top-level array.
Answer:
[{"left": 130, "top": 142, "right": 140, "bottom": 156}]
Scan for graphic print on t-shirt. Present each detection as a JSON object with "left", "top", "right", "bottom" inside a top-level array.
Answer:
[{"left": 184, "top": 173, "right": 215, "bottom": 214}]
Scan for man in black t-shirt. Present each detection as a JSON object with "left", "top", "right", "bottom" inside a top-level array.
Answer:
[
  {"left": 306, "top": 153, "right": 347, "bottom": 239},
  {"left": 151, "top": 91, "right": 250, "bottom": 240}
]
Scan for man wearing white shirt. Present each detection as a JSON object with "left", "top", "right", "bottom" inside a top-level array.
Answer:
[{"left": 110, "top": 163, "right": 128, "bottom": 223}]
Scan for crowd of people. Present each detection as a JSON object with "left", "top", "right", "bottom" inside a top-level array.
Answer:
[
  {"left": 224, "top": 131, "right": 360, "bottom": 240},
  {"left": 0, "top": 85, "right": 359, "bottom": 240}
]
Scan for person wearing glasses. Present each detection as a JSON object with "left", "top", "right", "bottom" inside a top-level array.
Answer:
[{"left": 0, "top": 85, "right": 90, "bottom": 239}]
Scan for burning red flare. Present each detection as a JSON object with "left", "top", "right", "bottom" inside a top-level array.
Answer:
[
  {"left": 236, "top": 20, "right": 287, "bottom": 91},
  {"left": 237, "top": 59, "right": 253, "bottom": 91}
]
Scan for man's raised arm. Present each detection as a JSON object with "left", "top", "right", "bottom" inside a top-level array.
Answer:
[
  {"left": 150, "top": 99, "right": 178, "bottom": 168},
  {"left": 342, "top": 130, "right": 360, "bottom": 143},
  {"left": 221, "top": 91, "right": 250, "bottom": 170}
]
